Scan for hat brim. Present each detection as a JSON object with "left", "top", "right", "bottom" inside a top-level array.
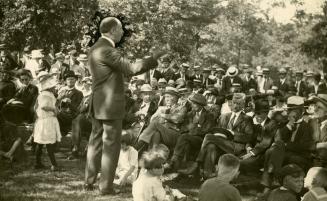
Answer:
[
  {"left": 227, "top": 70, "right": 238, "bottom": 77},
  {"left": 188, "top": 97, "right": 206, "bottom": 106},
  {"left": 163, "top": 91, "right": 180, "bottom": 97},
  {"left": 307, "top": 96, "right": 327, "bottom": 107}
]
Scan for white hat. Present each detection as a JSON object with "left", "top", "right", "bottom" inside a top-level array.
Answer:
[
  {"left": 287, "top": 96, "right": 304, "bottom": 107},
  {"left": 158, "top": 78, "right": 167, "bottom": 83},
  {"left": 77, "top": 54, "right": 88, "bottom": 61},
  {"left": 140, "top": 84, "right": 152, "bottom": 92},
  {"left": 31, "top": 50, "right": 44, "bottom": 59},
  {"left": 227, "top": 66, "right": 239, "bottom": 77},
  {"left": 37, "top": 71, "right": 57, "bottom": 90}
]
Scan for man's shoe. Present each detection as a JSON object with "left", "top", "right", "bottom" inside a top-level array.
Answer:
[
  {"left": 84, "top": 184, "right": 95, "bottom": 191},
  {"left": 178, "top": 162, "right": 198, "bottom": 175},
  {"left": 34, "top": 164, "right": 46, "bottom": 170},
  {"left": 99, "top": 188, "right": 120, "bottom": 196}
]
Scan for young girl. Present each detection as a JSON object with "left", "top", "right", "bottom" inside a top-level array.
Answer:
[
  {"left": 132, "top": 152, "right": 173, "bottom": 201},
  {"left": 33, "top": 71, "right": 61, "bottom": 171}
]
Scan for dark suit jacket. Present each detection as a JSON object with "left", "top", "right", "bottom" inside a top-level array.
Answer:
[
  {"left": 57, "top": 87, "right": 83, "bottom": 117},
  {"left": 162, "top": 68, "right": 175, "bottom": 81},
  {"left": 217, "top": 112, "right": 254, "bottom": 144},
  {"left": 124, "top": 100, "right": 157, "bottom": 127},
  {"left": 275, "top": 79, "right": 293, "bottom": 96},
  {"left": 182, "top": 108, "right": 215, "bottom": 137},
  {"left": 294, "top": 80, "right": 307, "bottom": 97},
  {"left": 243, "top": 78, "right": 258, "bottom": 92},
  {"left": 14, "top": 84, "right": 39, "bottom": 109},
  {"left": 251, "top": 118, "right": 278, "bottom": 156},
  {"left": 278, "top": 120, "right": 315, "bottom": 154},
  {"left": 221, "top": 76, "right": 243, "bottom": 94},
  {"left": 307, "top": 84, "right": 327, "bottom": 95},
  {"left": 89, "top": 38, "right": 158, "bottom": 120}
]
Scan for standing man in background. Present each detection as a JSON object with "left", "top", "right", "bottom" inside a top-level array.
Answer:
[{"left": 85, "top": 17, "right": 166, "bottom": 195}]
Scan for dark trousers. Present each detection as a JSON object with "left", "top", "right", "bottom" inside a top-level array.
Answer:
[
  {"left": 85, "top": 117, "right": 122, "bottom": 193},
  {"left": 71, "top": 114, "right": 92, "bottom": 153},
  {"left": 172, "top": 134, "right": 203, "bottom": 162},
  {"left": 35, "top": 143, "right": 57, "bottom": 166},
  {"left": 57, "top": 111, "right": 74, "bottom": 136}
]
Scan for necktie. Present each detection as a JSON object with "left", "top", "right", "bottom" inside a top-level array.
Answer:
[{"left": 227, "top": 114, "right": 236, "bottom": 130}]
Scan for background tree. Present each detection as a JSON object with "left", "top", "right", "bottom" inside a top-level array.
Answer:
[{"left": 0, "top": 0, "right": 98, "bottom": 52}]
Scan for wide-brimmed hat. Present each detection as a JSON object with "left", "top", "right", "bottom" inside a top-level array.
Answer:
[
  {"left": 188, "top": 93, "right": 207, "bottom": 106},
  {"left": 286, "top": 96, "right": 305, "bottom": 110},
  {"left": 306, "top": 70, "right": 314, "bottom": 77},
  {"left": 63, "top": 70, "right": 78, "bottom": 80},
  {"left": 227, "top": 66, "right": 239, "bottom": 77},
  {"left": 193, "top": 65, "right": 201, "bottom": 70},
  {"left": 279, "top": 68, "right": 287, "bottom": 74},
  {"left": 163, "top": 87, "right": 180, "bottom": 97},
  {"left": 216, "top": 67, "right": 225, "bottom": 73},
  {"left": 140, "top": 84, "right": 153, "bottom": 93},
  {"left": 31, "top": 49, "right": 44, "bottom": 59},
  {"left": 204, "top": 87, "right": 219, "bottom": 96},
  {"left": 37, "top": 71, "right": 57, "bottom": 90},
  {"left": 295, "top": 70, "right": 303, "bottom": 75},
  {"left": 262, "top": 68, "right": 270, "bottom": 73},
  {"left": 158, "top": 78, "right": 167, "bottom": 84},
  {"left": 307, "top": 94, "right": 327, "bottom": 108},
  {"left": 277, "top": 164, "right": 304, "bottom": 183},
  {"left": 77, "top": 54, "right": 88, "bottom": 61},
  {"left": 203, "top": 68, "right": 211, "bottom": 73}
]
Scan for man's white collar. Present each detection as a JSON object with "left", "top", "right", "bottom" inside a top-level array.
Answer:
[{"left": 102, "top": 36, "right": 115, "bottom": 47}]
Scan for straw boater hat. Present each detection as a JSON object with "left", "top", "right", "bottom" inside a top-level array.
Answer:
[
  {"left": 163, "top": 87, "right": 180, "bottom": 97},
  {"left": 181, "top": 63, "right": 190, "bottom": 68},
  {"left": 31, "top": 49, "right": 44, "bottom": 59},
  {"left": 77, "top": 54, "right": 88, "bottom": 61},
  {"left": 286, "top": 96, "right": 305, "bottom": 110},
  {"left": 307, "top": 94, "right": 327, "bottom": 108},
  {"left": 158, "top": 78, "right": 167, "bottom": 84},
  {"left": 279, "top": 68, "right": 287, "bottom": 74},
  {"left": 188, "top": 93, "right": 207, "bottom": 106},
  {"left": 227, "top": 66, "right": 239, "bottom": 77},
  {"left": 37, "top": 71, "right": 57, "bottom": 90},
  {"left": 140, "top": 84, "right": 153, "bottom": 93}
]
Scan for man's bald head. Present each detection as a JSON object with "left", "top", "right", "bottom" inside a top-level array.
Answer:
[
  {"left": 100, "top": 17, "right": 122, "bottom": 34},
  {"left": 100, "top": 17, "right": 124, "bottom": 43}
]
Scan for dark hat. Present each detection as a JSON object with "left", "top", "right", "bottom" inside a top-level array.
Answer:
[
  {"left": 307, "top": 94, "right": 327, "bottom": 108},
  {"left": 216, "top": 67, "right": 225, "bottom": 73},
  {"left": 277, "top": 164, "right": 304, "bottom": 183},
  {"left": 205, "top": 87, "right": 219, "bottom": 96},
  {"left": 262, "top": 68, "right": 270, "bottom": 73},
  {"left": 163, "top": 87, "right": 180, "bottom": 97},
  {"left": 254, "top": 99, "right": 270, "bottom": 113},
  {"left": 203, "top": 68, "right": 211, "bottom": 72},
  {"left": 136, "top": 79, "right": 145, "bottom": 86},
  {"left": 63, "top": 70, "right": 78, "bottom": 80},
  {"left": 188, "top": 93, "right": 207, "bottom": 106},
  {"left": 16, "top": 68, "right": 32, "bottom": 77},
  {"left": 295, "top": 71, "right": 303, "bottom": 75},
  {"left": 209, "top": 127, "right": 234, "bottom": 140}
]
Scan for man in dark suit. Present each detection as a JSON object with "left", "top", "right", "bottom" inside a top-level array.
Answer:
[
  {"left": 261, "top": 96, "right": 315, "bottom": 190},
  {"left": 307, "top": 73, "right": 327, "bottom": 95},
  {"left": 85, "top": 17, "right": 166, "bottom": 195},
  {"left": 240, "top": 98, "right": 278, "bottom": 172},
  {"left": 170, "top": 93, "right": 215, "bottom": 171},
  {"left": 275, "top": 68, "right": 292, "bottom": 97},
  {"left": 57, "top": 71, "right": 83, "bottom": 136},
  {"left": 243, "top": 68, "right": 257, "bottom": 93},
  {"left": 221, "top": 66, "right": 244, "bottom": 95},
  {"left": 294, "top": 71, "right": 307, "bottom": 97},
  {"left": 183, "top": 93, "right": 254, "bottom": 177}
]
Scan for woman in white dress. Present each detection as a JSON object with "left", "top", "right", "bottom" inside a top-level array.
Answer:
[{"left": 33, "top": 71, "right": 61, "bottom": 171}]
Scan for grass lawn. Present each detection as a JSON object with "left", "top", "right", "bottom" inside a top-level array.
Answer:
[{"left": 0, "top": 135, "right": 259, "bottom": 201}]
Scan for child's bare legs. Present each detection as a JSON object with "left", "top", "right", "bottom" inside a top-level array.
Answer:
[{"left": 3, "top": 138, "right": 22, "bottom": 161}]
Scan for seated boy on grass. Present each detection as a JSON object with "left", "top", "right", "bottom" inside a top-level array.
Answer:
[
  {"left": 303, "top": 167, "right": 327, "bottom": 201},
  {"left": 198, "top": 153, "right": 242, "bottom": 201}
]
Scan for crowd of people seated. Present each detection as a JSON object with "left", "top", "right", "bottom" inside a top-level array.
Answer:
[{"left": 1, "top": 42, "right": 327, "bottom": 200}]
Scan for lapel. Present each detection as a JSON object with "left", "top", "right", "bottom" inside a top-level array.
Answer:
[
  {"left": 198, "top": 109, "right": 207, "bottom": 124},
  {"left": 223, "top": 113, "right": 233, "bottom": 128},
  {"left": 232, "top": 112, "right": 244, "bottom": 129}
]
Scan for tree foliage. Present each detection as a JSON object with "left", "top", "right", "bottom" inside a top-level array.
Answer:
[{"left": 0, "top": 0, "right": 98, "bottom": 51}]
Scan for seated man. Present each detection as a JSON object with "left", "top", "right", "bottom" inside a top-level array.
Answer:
[
  {"left": 261, "top": 96, "right": 315, "bottom": 192},
  {"left": 240, "top": 98, "right": 278, "bottom": 172},
  {"left": 2, "top": 69, "right": 38, "bottom": 124},
  {"left": 124, "top": 84, "right": 157, "bottom": 143},
  {"left": 184, "top": 93, "right": 254, "bottom": 178},
  {"left": 0, "top": 117, "right": 25, "bottom": 162},
  {"left": 136, "top": 87, "right": 187, "bottom": 152},
  {"left": 57, "top": 71, "right": 83, "bottom": 136},
  {"left": 0, "top": 67, "right": 16, "bottom": 110},
  {"left": 170, "top": 93, "right": 214, "bottom": 171}
]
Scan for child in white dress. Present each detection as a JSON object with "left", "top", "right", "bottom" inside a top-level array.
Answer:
[
  {"left": 33, "top": 71, "right": 61, "bottom": 170},
  {"left": 132, "top": 152, "right": 173, "bottom": 201}
]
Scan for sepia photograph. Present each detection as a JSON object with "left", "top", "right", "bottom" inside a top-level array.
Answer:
[{"left": 1, "top": 0, "right": 327, "bottom": 200}]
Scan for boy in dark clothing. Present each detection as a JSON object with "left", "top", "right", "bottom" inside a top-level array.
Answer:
[
  {"left": 266, "top": 164, "right": 304, "bottom": 201},
  {"left": 198, "top": 154, "right": 242, "bottom": 201}
]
